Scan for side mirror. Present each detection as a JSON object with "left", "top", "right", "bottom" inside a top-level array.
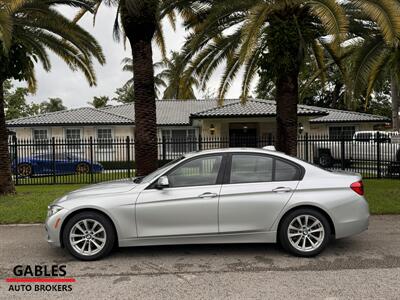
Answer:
[{"left": 156, "top": 176, "right": 169, "bottom": 189}]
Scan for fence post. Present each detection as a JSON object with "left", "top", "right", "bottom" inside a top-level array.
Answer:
[
  {"left": 376, "top": 132, "right": 381, "bottom": 179},
  {"left": 341, "top": 132, "right": 346, "bottom": 170},
  {"left": 52, "top": 137, "right": 56, "bottom": 184},
  {"left": 305, "top": 133, "right": 309, "bottom": 162},
  {"left": 13, "top": 136, "right": 18, "bottom": 186},
  {"left": 162, "top": 135, "right": 166, "bottom": 161},
  {"left": 198, "top": 134, "right": 202, "bottom": 151},
  {"left": 126, "top": 136, "right": 131, "bottom": 178},
  {"left": 89, "top": 137, "right": 94, "bottom": 183}
]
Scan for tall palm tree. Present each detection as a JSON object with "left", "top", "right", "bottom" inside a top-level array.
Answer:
[
  {"left": 0, "top": 0, "right": 105, "bottom": 195},
  {"left": 75, "top": 0, "right": 176, "bottom": 176},
  {"left": 41, "top": 98, "right": 67, "bottom": 112},
  {"left": 159, "top": 51, "right": 199, "bottom": 99},
  {"left": 174, "top": 0, "right": 349, "bottom": 156},
  {"left": 121, "top": 57, "right": 166, "bottom": 99},
  {"left": 348, "top": 1, "right": 400, "bottom": 131}
]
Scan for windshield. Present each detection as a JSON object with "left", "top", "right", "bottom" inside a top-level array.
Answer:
[{"left": 136, "top": 156, "right": 185, "bottom": 184}]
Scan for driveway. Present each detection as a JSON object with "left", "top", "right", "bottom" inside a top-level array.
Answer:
[{"left": 0, "top": 215, "right": 399, "bottom": 299}]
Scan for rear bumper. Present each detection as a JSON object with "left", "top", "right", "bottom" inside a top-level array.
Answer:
[
  {"left": 334, "top": 196, "right": 370, "bottom": 239},
  {"left": 335, "top": 214, "right": 369, "bottom": 239}
]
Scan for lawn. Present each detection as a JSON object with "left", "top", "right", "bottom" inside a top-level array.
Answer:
[
  {"left": 0, "top": 179, "right": 398, "bottom": 224},
  {"left": 363, "top": 179, "right": 400, "bottom": 214},
  {"left": 0, "top": 185, "right": 84, "bottom": 224}
]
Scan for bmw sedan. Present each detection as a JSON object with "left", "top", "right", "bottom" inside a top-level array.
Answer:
[{"left": 45, "top": 148, "right": 369, "bottom": 260}]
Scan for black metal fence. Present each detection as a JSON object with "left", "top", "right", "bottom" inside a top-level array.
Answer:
[{"left": 7, "top": 133, "right": 400, "bottom": 185}]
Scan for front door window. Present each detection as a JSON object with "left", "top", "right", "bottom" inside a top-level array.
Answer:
[{"left": 167, "top": 155, "right": 223, "bottom": 188}]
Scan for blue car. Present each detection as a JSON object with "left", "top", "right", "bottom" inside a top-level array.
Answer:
[{"left": 12, "top": 153, "right": 103, "bottom": 177}]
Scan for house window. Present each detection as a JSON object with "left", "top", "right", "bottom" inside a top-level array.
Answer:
[
  {"left": 33, "top": 129, "right": 49, "bottom": 151},
  {"left": 65, "top": 129, "right": 82, "bottom": 150},
  {"left": 97, "top": 128, "right": 113, "bottom": 150},
  {"left": 161, "top": 129, "right": 197, "bottom": 154},
  {"left": 329, "top": 126, "right": 355, "bottom": 140}
]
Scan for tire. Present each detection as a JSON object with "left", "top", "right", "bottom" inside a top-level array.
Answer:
[
  {"left": 278, "top": 208, "right": 331, "bottom": 257},
  {"left": 62, "top": 212, "right": 115, "bottom": 261},
  {"left": 75, "top": 162, "right": 90, "bottom": 174},
  {"left": 318, "top": 153, "right": 333, "bottom": 168},
  {"left": 17, "top": 163, "right": 33, "bottom": 177}
]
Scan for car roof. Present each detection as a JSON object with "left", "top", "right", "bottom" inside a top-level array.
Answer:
[{"left": 184, "top": 147, "right": 285, "bottom": 158}]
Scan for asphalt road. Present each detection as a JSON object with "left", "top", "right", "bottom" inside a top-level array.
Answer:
[{"left": 0, "top": 215, "right": 399, "bottom": 299}]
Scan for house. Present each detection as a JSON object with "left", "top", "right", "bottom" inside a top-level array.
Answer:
[{"left": 6, "top": 99, "right": 390, "bottom": 159}]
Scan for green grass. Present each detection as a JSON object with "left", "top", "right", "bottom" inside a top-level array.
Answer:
[
  {"left": 0, "top": 179, "right": 399, "bottom": 224},
  {"left": 364, "top": 179, "right": 400, "bottom": 214},
  {"left": 0, "top": 185, "right": 84, "bottom": 224}
]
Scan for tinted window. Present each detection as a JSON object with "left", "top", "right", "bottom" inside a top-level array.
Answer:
[
  {"left": 168, "top": 155, "right": 222, "bottom": 188},
  {"left": 329, "top": 126, "right": 355, "bottom": 140},
  {"left": 230, "top": 154, "right": 273, "bottom": 184},
  {"left": 275, "top": 159, "right": 299, "bottom": 181},
  {"left": 355, "top": 133, "right": 372, "bottom": 142}
]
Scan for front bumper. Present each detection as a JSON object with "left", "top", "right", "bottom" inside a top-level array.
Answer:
[{"left": 45, "top": 209, "right": 69, "bottom": 247}]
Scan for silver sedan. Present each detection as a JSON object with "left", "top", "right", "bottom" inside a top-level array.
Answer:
[{"left": 45, "top": 148, "right": 369, "bottom": 260}]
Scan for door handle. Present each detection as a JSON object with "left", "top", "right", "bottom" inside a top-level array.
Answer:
[
  {"left": 272, "top": 187, "right": 292, "bottom": 193},
  {"left": 198, "top": 192, "right": 218, "bottom": 198}
]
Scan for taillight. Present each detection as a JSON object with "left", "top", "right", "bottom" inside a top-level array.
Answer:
[{"left": 350, "top": 181, "right": 364, "bottom": 196}]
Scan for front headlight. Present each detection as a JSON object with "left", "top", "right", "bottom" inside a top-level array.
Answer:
[{"left": 47, "top": 205, "right": 63, "bottom": 217}]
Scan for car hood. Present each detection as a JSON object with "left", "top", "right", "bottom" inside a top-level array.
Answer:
[{"left": 57, "top": 179, "right": 138, "bottom": 203}]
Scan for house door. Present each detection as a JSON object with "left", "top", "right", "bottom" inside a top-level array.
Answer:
[{"left": 229, "top": 128, "right": 258, "bottom": 147}]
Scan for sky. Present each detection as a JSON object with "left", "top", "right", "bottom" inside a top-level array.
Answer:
[{"left": 19, "top": 6, "right": 245, "bottom": 109}]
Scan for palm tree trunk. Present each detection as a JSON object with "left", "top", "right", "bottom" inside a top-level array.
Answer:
[
  {"left": 124, "top": 20, "right": 158, "bottom": 176},
  {"left": 391, "top": 74, "right": 400, "bottom": 132},
  {"left": 275, "top": 70, "right": 299, "bottom": 156},
  {"left": 0, "top": 79, "right": 16, "bottom": 195}
]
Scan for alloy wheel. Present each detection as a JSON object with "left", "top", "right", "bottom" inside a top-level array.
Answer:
[
  {"left": 18, "top": 164, "right": 32, "bottom": 177},
  {"left": 69, "top": 219, "right": 107, "bottom": 256},
  {"left": 287, "top": 214, "right": 325, "bottom": 252},
  {"left": 76, "top": 163, "right": 90, "bottom": 174}
]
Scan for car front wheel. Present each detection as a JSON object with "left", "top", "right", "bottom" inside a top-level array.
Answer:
[
  {"left": 279, "top": 209, "right": 331, "bottom": 257},
  {"left": 62, "top": 212, "right": 115, "bottom": 261}
]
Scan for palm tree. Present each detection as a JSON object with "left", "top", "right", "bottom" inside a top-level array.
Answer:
[
  {"left": 88, "top": 96, "right": 110, "bottom": 108},
  {"left": 41, "top": 98, "right": 67, "bottom": 112},
  {"left": 159, "top": 51, "right": 199, "bottom": 99},
  {"left": 174, "top": 0, "right": 349, "bottom": 156},
  {"left": 75, "top": 0, "right": 176, "bottom": 176},
  {"left": 121, "top": 52, "right": 199, "bottom": 100},
  {"left": 0, "top": 0, "right": 105, "bottom": 195},
  {"left": 121, "top": 57, "right": 166, "bottom": 99},
  {"left": 348, "top": 1, "right": 400, "bottom": 131}
]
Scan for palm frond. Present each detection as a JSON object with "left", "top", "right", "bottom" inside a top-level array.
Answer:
[
  {"left": 238, "top": 2, "right": 271, "bottom": 63},
  {"left": 308, "top": 0, "right": 349, "bottom": 38},
  {"left": 351, "top": 0, "right": 400, "bottom": 46},
  {"left": 352, "top": 36, "right": 386, "bottom": 98}
]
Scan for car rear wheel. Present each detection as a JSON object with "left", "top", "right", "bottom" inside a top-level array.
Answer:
[
  {"left": 17, "top": 163, "right": 33, "bottom": 177},
  {"left": 63, "top": 212, "right": 115, "bottom": 261},
  {"left": 279, "top": 209, "right": 331, "bottom": 257},
  {"left": 76, "top": 162, "right": 90, "bottom": 174}
]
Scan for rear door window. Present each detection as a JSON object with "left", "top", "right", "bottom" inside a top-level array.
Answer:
[
  {"left": 275, "top": 159, "right": 301, "bottom": 181},
  {"left": 230, "top": 154, "right": 273, "bottom": 184},
  {"left": 229, "top": 154, "right": 302, "bottom": 184}
]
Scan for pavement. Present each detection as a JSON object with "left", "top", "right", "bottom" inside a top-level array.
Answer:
[{"left": 0, "top": 215, "right": 399, "bottom": 299}]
